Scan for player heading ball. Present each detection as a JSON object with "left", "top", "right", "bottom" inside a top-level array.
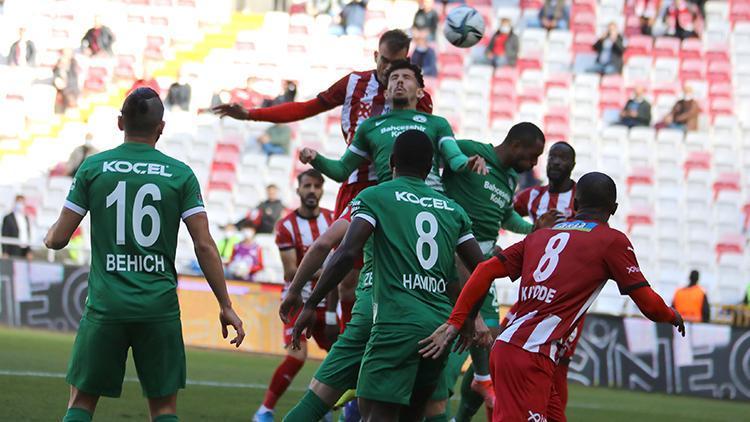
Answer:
[{"left": 46, "top": 87, "right": 245, "bottom": 422}]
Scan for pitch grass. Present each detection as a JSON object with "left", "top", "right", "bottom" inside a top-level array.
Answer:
[{"left": 0, "top": 326, "right": 747, "bottom": 421}]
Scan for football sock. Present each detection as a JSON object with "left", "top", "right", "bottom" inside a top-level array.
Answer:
[
  {"left": 63, "top": 408, "right": 92, "bottom": 422},
  {"left": 470, "top": 345, "right": 491, "bottom": 376},
  {"left": 282, "top": 390, "right": 330, "bottom": 422},
  {"left": 424, "top": 413, "right": 449, "bottom": 422},
  {"left": 455, "top": 365, "right": 484, "bottom": 422},
  {"left": 152, "top": 415, "right": 178, "bottom": 422},
  {"left": 339, "top": 299, "right": 355, "bottom": 329},
  {"left": 263, "top": 355, "right": 305, "bottom": 409}
]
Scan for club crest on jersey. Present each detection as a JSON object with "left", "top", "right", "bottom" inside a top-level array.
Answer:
[
  {"left": 412, "top": 114, "right": 427, "bottom": 123},
  {"left": 552, "top": 220, "right": 597, "bottom": 232}
]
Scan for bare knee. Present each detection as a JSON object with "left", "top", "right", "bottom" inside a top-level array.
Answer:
[
  {"left": 68, "top": 386, "right": 99, "bottom": 413},
  {"left": 148, "top": 394, "right": 177, "bottom": 419},
  {"left": 309, "top": 379, "right": 343, "bottom": 407},
  {"left": 287, "top": 342, "right": 308, "bottom": 361}
]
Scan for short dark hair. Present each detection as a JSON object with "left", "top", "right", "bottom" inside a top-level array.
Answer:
[
  {"left": 550, "top": 141, "right": 576, "bottom": 158},
  {"left": 385, "top": 59, "right": 425, "bottom": 88},
  {"left": 121, "top": 87, "right": 164, "bottom": 136},
  {"left": 576, "top": 172, "right": 617, "bottom": 209},
  {"left": 504, "top": 122, "right": 545, "bottom": 147},
  {"left": 379, "top": 29, "right": 411, "bottom": 54},
  {"left": 689, "top": 270, "right": 700, "bottom": 285},
  {"left": 267, "top": 184, "right": 278, "bottom": 190},
  {"left": 392, "top": 129, "right": 433, "bottom": 175},
  {"left": 297, "top": 169, "right": 324, "bottom": 185}
]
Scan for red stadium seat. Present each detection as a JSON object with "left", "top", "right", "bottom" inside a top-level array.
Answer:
[
  {"left": 683, "top": 151, "right": 711, "bottom": 178},
  {"left": 150, "top": 16, "right": 169, "bottom": 26},
  {"left": 730, "top": 2, "right": 750, "bottom": 23},
  {"left": 439, "top": 53, "right": 464, "bottom": 68},
  {"left": 521, "top": 0, "right": 543, "bottom": 10},
  {"left": 705, "top": 44, "right": 731, "bottom": 63},
  {"left": 517, "top": 86, "right": 544, "bottom": 104},
  {"left": 211, "top": 161, "right": 237, "bottom": 174},
  {"left": 743, "top": 202, "right": 750, "bottom": 232},
  {"left": 572, "top": 12, "right": 597, "bottom": 34},
  {"left": 707, "top": 60, "right": 732, "bottom": 84},
  {"left": 490, "top": 100, "right": 515, "bottom": 121},
  {"left": 544, "top": 107, "right": 569, "bottom": 127},
  {"left": 573, "top": 32, "right": 597, "bottom": 54},
  {"left": 680, "top": 59, "right": 705, "bottom": 80},
  {"left": 715, "top": 234, "right": 744, "bottom": 263},
  {"left": 626, "top": 206, "right": 654, "bottom": 233},
  {"left": 625, "top": 15, "right": 642, "bottom": 37},
  {"left": 545, "top": 73, "right": 572, "bottom": 91},
  {"left": 626, "top": 167, "right": 654, "bottom": 193},
  {"left": 680, "top": 38, "right": 703, "bottom": 60},
  {"left": 516, "top": 52, "right": 543, "bottom": 73},
  {"left": 493, "top": 66, "right": 518, "bottom": 85},
  {"left": 653, "top": 37, "right": 680, "bottom": 58},
  {"left": 600, "top": 74, "right": 624, "bottom": 90},
  {"left": 709, "top": 98, "right": 734, "bottom": 121},
  {"left": 545, "top": 122, "right": 569, "bottom": 143},
  {"left": 208, "top": 180, "right": 233, "bottom": 192},
  {"left": 623, "top": 35, "right": 653, "bottom": 62},
  {"left": 84, "top": 76, "right": 106, "bottom": 92},
  {"left": 491, "top": 81, "right": 517, "bottom": 103},
  {"left": 713, "top": 172, "right": 741, "bottom": 200},
  {"left": 572, "top": 0, "right": 596, "bottom": 16},
  {"left": 709, "top": 83, "right": 733, "bottom": 101},
  {"left": 652, "top": 81, "right": 679, "bottom": 102}
]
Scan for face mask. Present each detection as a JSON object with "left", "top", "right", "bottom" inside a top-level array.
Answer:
[
  {"left": 242, "top": 230, "right": 255, "bottom": 239},
  {"left": 14, "top": 202, "right": 24, "bottom": 213},
  {"left": 683, "top": 95, "right": 693, "bottom": 101},
  {"left": 500, "top": 25, "right": 511, "bottom": 33}
]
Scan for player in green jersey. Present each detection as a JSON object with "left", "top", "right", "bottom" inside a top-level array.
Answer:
[
  {"left": 293, "top": 130, "right": 486, "bottom": 421},
  {"left": 44, "top": 88, "right": 245, "bottom": 422},
  {"left": 299, "top": 60, "right": 487, "bottom": 191},
  {"left": 441, "top": 123, "right": 560, "bottom": 421}
]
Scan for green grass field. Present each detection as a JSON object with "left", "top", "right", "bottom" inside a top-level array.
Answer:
[{"left": 0, "top": 326, "right": 746, "bottom": 421}]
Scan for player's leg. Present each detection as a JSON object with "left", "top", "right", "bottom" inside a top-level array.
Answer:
[
  {"left": 491, "top": 342, "right": 555, "bottom": 421},
  {"left": 426, "top": 348, "right": 468, "bottom": 421},
  {"left": 257, "top": 341, "right": 307, "bottom": 420},
  {"left": 64, "top": 317, "right": 129, "bottom": 421},
  {"left": 401, "top": 353, "right": 450, "bottom": 422},
  {"left": 337, "top": 269, "right": 358, "bottom": 328},
  {"left": 129, "top": 319, "right": 186, "bottom": 421},
  {"left": 545, "top": 359, "right": 570, "bottom": 422},
  {"left": 358, "top": 398, "right": 400, "bottom": 422}
]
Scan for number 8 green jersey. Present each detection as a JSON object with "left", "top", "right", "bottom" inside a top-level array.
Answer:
[
  {"left": 65, "top": 142, "right": 205, "bottom": 323},
  {"left": 350, "top": 176, "right": 474, "bottom": 336}
]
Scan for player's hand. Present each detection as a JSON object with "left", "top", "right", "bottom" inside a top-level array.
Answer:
[
  {"left": 298, "top": 148, "right": 318, "bottom": 164},
  {"left": 473, "top": 315, "right": 493, "bottom": 349},
  {"left": 211, "top": 103, "right": 250, "bottom": 120},
  {"left": 219, "top": 306, "right": 245, "bottom": 348},
  {"left": 418, "top": 323, "right": 460, "bottom": 359},
  {"left": 456, "top": 317, "right": 475, "bottom": 353},
  {"left": 671, "top": 307, "right": 686, "bottom": 337},
  {"left": 279, "top": 291, "right": 303, "bottom": 324},
  {"left": 467, "top": 155, "right": 488, "bottom": 175},
  {"left": 533, "top": 210, "right": 562, "bottom": 231},
  {"left": 290, "top": 306, "right": 316, "bottom": 351}
]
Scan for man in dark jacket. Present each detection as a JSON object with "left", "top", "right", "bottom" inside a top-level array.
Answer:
[
  {"left": 618, "top": 86, "right": 651, "bottom": 128},
  {"left": 81, "top": 17, "right": 115, "bottom": 56},
  {"left": 591, "top": 22, "right": 625, "bottom": 75},
  {"left": 413, "top": 0, "right": 439, "bottom": 41},
  {"left": 165, "top": 72, "right": 192, "bottom": 111},
  {"left": 8, "top": 28, "right": 35, "bottom": 66},
  {"left": 485, "top": 18, "right": 519, "bottom": 68},
  {"left": 238, "top": 185, "right": 286, "bottom": 234},
  {"left": 2, "top": 195, "right": 32, "bottom": 259},
  {"left": 410, "top": 30, "right": 437, "bottom": 77}
]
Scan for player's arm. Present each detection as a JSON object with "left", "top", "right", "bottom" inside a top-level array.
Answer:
[
  {"left": 279, "top": 249, "right": 298, "bottom": 283},
  {"left": 500, "top": 208, "right": 534, "bottom": 234},
  {"left": 513, "top": 188, "right": 531, "bottom": 217},
  {"left": 300, "top": 148, "right": 366, "bottom": 183},
  {"left": 439, "top": 131, "right": 486, "bottom": 175},
  {"left": 44, "top": 208, "right": 84, "bottom": 250},
  {"left": 184, "top": 212, "right": 246, "bottom": 347}
]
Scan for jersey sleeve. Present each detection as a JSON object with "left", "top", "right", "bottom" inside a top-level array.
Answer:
[
  {"left": 274, "top": 218, "right": 294, "bottom": 250},
  {"left": 513, "top": 187, "right": 532, "bottom": 216},
  {"left": 496, "top": 239, "right": 525, "bottom": 281},
  {"left": 603, "top": 231, "right": 650, "bottom": 295},
  {"left": 64, "top": 161, "right": 90, "bottom": 216},
  {"left": 348, "top": 119, "right": 371, "bottom": 159},
  {"left": 180, "top": 168, "right": 206, "bottom": 220},
  {"left": 316, "top": 73, "right": 350, "bottom": 108},
  {"left": 456, "top": 206, "right": 475, "bottom": 245},
  {"left": 350, "top": 190, "right": 377, "bottom": 228},
  {"left": 436, "top": 116, "right": 457, "bottom": 150}
]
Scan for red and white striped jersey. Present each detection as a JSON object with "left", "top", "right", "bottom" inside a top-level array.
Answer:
[
  {"left": 317, "top": 70, "right": 433, "bottom": 185},
  {"left": 496, "top": 220, "right": 648, "bottom": 363},
  {"left": 514, "top": 183, "right": 576, "bottom": 222}
]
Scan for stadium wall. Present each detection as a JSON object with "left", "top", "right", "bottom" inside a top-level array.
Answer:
[{"left": 0, "top": 258, "right": 747, "bottom": 400}]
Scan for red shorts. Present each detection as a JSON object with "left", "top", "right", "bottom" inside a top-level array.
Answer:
[
  {"left": 283, "top": 307, "right": 333, "bottom": 351},
  {"left": 491, "top": 341, "right": 558, "bottom": 422},
  {"left": 334, "top": 180, "right": 377, "bottom": 218},
  {"left": 548, "top": 360, "right": 569, "bottom": 420}
]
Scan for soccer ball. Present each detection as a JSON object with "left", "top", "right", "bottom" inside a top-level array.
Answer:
[{"left": 443, "top": 6, "right": 486, "bottom": 48}]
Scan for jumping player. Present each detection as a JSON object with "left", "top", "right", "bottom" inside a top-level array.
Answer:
[
  {"left": 420, "top": 171, "right": 686, "bottom": 422},
  {"left": 293, "top": 130, "right": 486, "bottom": 421},
  {"left": 254, "top": 169, "right": 337, "bottom": 422},
  {"left": 45, "top": 88, "right": 245, "bottom": 422}
]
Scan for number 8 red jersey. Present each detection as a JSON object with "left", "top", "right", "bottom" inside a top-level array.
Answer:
[{"left": 496, "top": 219, "right": 648, "bottom": 362}]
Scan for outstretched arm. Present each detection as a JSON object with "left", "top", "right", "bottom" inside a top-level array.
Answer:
[
  {"left": 212, "top": 97, "right": 334, "bottom": 123},
  {"left": 300, "top": 148, "right": 366, "bottom": 183},
  {"left": 45, "top": 208, "right": 84, "bottom": 250},
  {"left": 629, "top": 286, "right": 685, "bottom": 336}
]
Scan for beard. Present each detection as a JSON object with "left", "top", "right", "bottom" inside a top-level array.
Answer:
[{"left": 392, "top": 96, "right": 409, "bottom": 108}]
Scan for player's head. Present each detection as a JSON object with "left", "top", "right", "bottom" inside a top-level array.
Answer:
[
  {"left": 574, "top": 172, "right": 618, "bottom": 219},
  {"left": 118, "top": 87, "right": 165, "bottom": 144},
  {"left": 385, "top": 60, "right": 425, "bottom": 109},
  {"left": 500, "top": 122, "right": 545, "bottom": 172},
  {"left": 546, "top": 142, "right": 575, "bottom": 184},
  {"left": 375, "top": 29, "right": 411, "bottom": 83},
  {"left": 266, "top": 184, "right": 279, "bottom": 201},
  {"left": 239, "top": 221, "right": 256, "bottom": 241},
  {"left": 689, "top": 270, "right": 700, "bottom": 286},
  {"left": 296, "top": 169, "right": 324, "bottom": 210},
  {"left": 14, "top": 194, "right": 25, "bottom": 212},
  {"left": 390, "top": 129, "right": 433, "bottom": 180}
]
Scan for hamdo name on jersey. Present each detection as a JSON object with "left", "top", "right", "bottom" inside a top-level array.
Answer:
[
  {"left": 103, "top": 160, "right": 173, "bottom": 177},
  {"left": 402, "top": 273, "right": 447, "bottom": 293},
  {"left": 483, "top": 180, "right": 511, "bottom": 208},
  {"left": 394, "top": 191, "right": 455, "bottom": 210}
]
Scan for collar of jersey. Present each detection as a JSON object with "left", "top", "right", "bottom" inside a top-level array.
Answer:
[{"left": 121, "top": 141, "right": 155, "bottom": 149}]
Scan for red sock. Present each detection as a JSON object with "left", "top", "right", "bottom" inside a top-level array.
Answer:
[
  {"left": 339, "top": 299, "right": 355, "bottom": 331},
  {"left": 263, "top": 355, "right": 305, "bottom": 409}
]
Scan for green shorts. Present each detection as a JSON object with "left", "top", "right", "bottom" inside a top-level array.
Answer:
[
  {"left": 479, "top": 288, "right": 500, "bottom": 324},
  {"left": 357, "top": 329, "right": 448, "bottom": 405},
  {"left": 66, "top": 316, "right": 186, "bottom": 398},
  {"left": 314, "top": 291, "right": 373, "bottom": 390},
  {"left": 431, "top": 348, "right": 469, "bottom": 400}
]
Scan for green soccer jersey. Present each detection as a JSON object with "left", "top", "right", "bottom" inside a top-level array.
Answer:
[
  {"left": 65, "top": 142, "right": 205, "bottom": 322},
  {"left": 351, "top": 177, "right": 474, "bottom": 335},
  {"left": 356, "top": 240, "right": 374, "bottom": 294},
  {"left": 442, "top": 139, "right": 532, "bottom": 244}
]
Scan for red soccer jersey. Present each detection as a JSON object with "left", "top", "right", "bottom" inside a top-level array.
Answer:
[
  {"left": 317, "top": 70, "right": 434, "bottom": 185},
  {"left": 514, "top": 183, "right": 576, "bottom": 223},
  {"left": 496, "top": 219, "right": 648, "bottom": 362}
]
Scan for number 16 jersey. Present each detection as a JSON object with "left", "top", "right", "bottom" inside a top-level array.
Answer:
[{"left": 65, "top": 142, "right": 205, "bottom": 323}]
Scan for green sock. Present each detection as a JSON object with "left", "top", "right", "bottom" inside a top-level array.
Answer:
[
  {"left": 469, "top": 345, "right": 491, "bottom": 376},
  {"left": 153, "top": 415, "right": 178, "bottom": 422},
  {"left": 63, "top": 408, "right": 92, "bottom": 422},
  {"left": 424, "top": 413, "right": 449, "bottom": 422},
  {"left": 283, "top": 390, "right": 331, "bottom": 422},
  {"left": 455, "top": 365, "right": 485, "bottom": 422}
]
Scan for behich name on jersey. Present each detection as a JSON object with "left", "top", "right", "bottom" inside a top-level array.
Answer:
[
  {"left": 106, "top": 253, "right": 166, "bottom": 273},
  {"left": 103, "top": 161, "right": 173, "bottom": 177},
  {"left": 395, "top": 191, "right": 454, "bottom": 210}
]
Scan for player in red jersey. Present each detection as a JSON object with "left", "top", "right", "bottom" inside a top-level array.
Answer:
[
  {"left": 514, "top": 142, "right": 576, "bottom": 222},
  {"left": 255, "top": 169, "right": 337, "bottom": 422},
  {"left": 213, "top": 29, "right": 432, "bottom": 328},
  {"left": 420, "top": 172, "right": 686, "bottom": 422}
]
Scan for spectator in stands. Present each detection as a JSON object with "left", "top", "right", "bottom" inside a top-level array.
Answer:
[
  {"left": 217, "top": 223, "right": 242, "bottom": 264},
  {"left": 81, "top": 16, "right": 115, "bottom": 56},
  {"left": 66, "top": 134, "right": 98, "bottom": 177},
  {"left": 663, "top": 0, "right": 702, "bottom": 40},
  {"left": 128, "top": 62, "right": 161, "bottom": 96},
  {"left": 331, "top": 0, "right": 367, "bottom": 36},
  {"left": 1, "top": 195, "right": 32, "bottom": 259},
  {"left": 410, "top": 30, "right": 437, "bottom": 77},
  {"left": 165, "top": 71, "right": 192, "bottom": 112},
  {"left": 634, "top": 0, "right": 661, "bottom": 35},
  {"left": 227, "top": 224, "right": 264, "bottom": 281},
  {"left": 537, "top": 0, "right": 569, "bottom": 31},
  {"left": 262, "top": 80, "right": 297, "bottom": 107},
  {"left": 255, "top": 124, "right": 292, "bottom": 157},
  {"left": 413, "top": 0, "right": 439, "bottom": 41},
  {"left": 672, "top": 270, "right": 710, "bottom": 323},
  {"left": 7, "top": 28, "right": 35, "bottom": 66},
  {"left": 485, "top": 17, "right": 519, "bottom": 68},
  {"left": 590, "top": 23, "right": 625, "bottom": 75},
  {"left": 53, "top": 49, "right": 79, "bottom": 114},
  {"left": 657, "top": 85, "right": 700, "bottom": 132},
  {"left": 618, "top": 86, "right": 652, "bottom": 128},
  {"left": 238, "top": 184, "right": 286, "bottom": 234},
  {"left": 231, "top": 77, "right": 266, "bottom": 110}
]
